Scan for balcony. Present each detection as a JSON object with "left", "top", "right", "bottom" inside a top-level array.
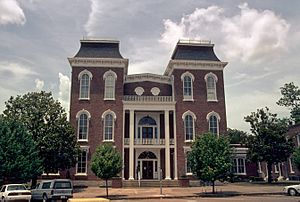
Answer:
[
  {"left": 124, "top": 138, "right": 174, "bottom": 145},
  {"left": 123, "top": 95, "right": 173, "bottom": 102}
]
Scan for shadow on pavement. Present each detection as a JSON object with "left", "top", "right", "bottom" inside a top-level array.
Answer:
[{"left": 196, "top": 191, "right": 239, "bottom": 197}]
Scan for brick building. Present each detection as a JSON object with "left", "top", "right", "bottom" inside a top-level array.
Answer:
[
  {"left": 67, "top": 38, "right": 251, "bottom": 183},
  {"left": 257, "top": 124, "right": 300, "bottom": 181}
]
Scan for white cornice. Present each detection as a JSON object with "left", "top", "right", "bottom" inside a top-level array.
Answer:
[
  {"left": 68, "top": 57, "right": 129, "bottom": 74},
  {"left": 164, "top": 60, "right": 228, "bottom": 76},
  {"left": 125, "top": 73, "right": 171, "bottom": 84}
]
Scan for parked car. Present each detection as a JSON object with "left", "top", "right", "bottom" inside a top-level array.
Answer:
[
  {"left": 0, "top": 184, "right": 31, "bottom": 202},
  {"left": 283, "top": 184, "right": 300, "bottom": 196},
  {"left": 31, "top": 179, "right": 73, "bottom": 202}
]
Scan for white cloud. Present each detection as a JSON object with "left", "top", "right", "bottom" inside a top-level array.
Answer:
[
  {"left": 58, "top": 72, "right": 70, "bottom": 112},
  {"left": 0, "top": 62, "right": 37, "bottom": 77},
  {"left": 0, "top": 0, "right": 26, "bottom": 25},
  {"left": 35, "top": 78, "right": 44, "bottom": 91},
  {"left": 160, "top": 3, "right": 290, "bottom": 64}
]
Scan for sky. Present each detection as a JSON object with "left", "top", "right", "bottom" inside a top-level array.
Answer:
[{"left": 0, "top": 0, "right": 299, "bottom": 132}]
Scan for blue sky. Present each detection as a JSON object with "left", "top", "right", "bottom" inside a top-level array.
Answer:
[{"left": 0, "top": 0, "right": 300, "bottom": 132}]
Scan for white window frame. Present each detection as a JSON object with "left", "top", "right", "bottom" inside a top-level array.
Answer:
[
  {"left": 289, "top": 157, "right": 295, "bottom": 173},
  {"left": 75, "top": 146, "right": 89, "bottom": 176},
  {"left": 232, "top": 158, "right": 246, "bottom": 175},
  {"left": 103, "top": 70, "right": 117, "bottom": 100},
  {"left": 78, "top": 70, "right": 92, "bottom": 100},
  {"left": 183, "top": 147, "right": 192, "bottom": 175},
  {"left": 297, "top": 133, "right": 300, "bottom": 147},
  {"left": 76, "top": 109, "right": 91, "bottom": 142},
  {"left": 182, "top": 110, "right": 196, "bottom": 142},
  {"left": 181, "top": 72, "right": 195, "bottom": 101},
  {"left": 204, "top": 72, "right": 218, "bottom": 102},
  {"left": 101, "top": 109, "right": 117, "bottom": 142},
  {"left": 206, "top": 111, "right": 220, "bottom": 136}
]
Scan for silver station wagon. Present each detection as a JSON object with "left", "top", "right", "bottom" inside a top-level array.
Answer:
[{"left": 31, "top": 179, "right": 73, "bottom": 202}]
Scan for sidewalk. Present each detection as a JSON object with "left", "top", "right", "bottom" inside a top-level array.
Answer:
[{"left": 73, "top": 183, "right": 286, "bottom": 200}]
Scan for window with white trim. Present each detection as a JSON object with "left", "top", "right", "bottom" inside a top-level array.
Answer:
[
  {"left": 297, "top": 133, "right": 300, "bottom": 147},
  {"left": 76, "top": 149, "right": 87, "bottom": 174},
  {"left": 186, "top": 151, "right": 192, "bottom": 174},
  {"left": 205, "top": 73, "right": 218, "bottom": 101},
  {"left": 103, "top": 70, "right": 117, "bottom": 100},
  {"left": 78, "top": 70, "right": 92, "bottom": 100},
  {"left": 76, "top": 110, "right": 91, "bottom": 142},
  {"left": 104, "top": 114, "right": 114, "bottom": 141},
  {"left": 181, "top": 72, "right": 194, "bottom": 101},
  {"left": 182, "top": 111, "right": 196, "bottom": 142},
  {"left": 102, "top": 109, "right": 116, "bottom": 142},
  {"left": 184, "top": 115, "right": 194, "bottom": 141},
  {"left": 207, "top": 111, "right": 220, "bottom": 135},
  {"left": 232, "top": 158, "right": 246, "bottom": 175}
]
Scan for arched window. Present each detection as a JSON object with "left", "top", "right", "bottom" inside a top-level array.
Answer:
[
  {"left": 137, "top": 116, "right": 158, "bottom": 143},
  {"left": 206, "top": 111, "right": 220, "bottom": 135},
  {"left": 181, "top": 72, "right": 194, "bottom": 101},
  {"left": 182, "top": 111, "right": 196, "bottom": 142},
  {"left": 78, "top": 70, "right": 92, "bottom": 99},
  {"left": 104, "top": 114, "right": 113, "bottom": 141},
  {"left": 76, "top": 110, "right": 91, "bottom": 141},
  {"left": 103, "top": 70, "right": 117, "bottom": 100},
  {"left": 102, "top": 109, "right": 116, "bottom": 141},
  {"left": 76, "top": 147, "right": 89, "bottom": 175},
  {"left": 205, "top": 73, "right": 218, "bottom": 101}
]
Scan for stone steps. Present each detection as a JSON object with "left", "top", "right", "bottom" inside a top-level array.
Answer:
[{"left": 123, "top": 180, "right": 179, "bottom": 187}]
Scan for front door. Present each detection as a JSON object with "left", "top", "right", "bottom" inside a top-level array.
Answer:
[{"left": 142, "top": 161, "right": 153, "bottom": 179}]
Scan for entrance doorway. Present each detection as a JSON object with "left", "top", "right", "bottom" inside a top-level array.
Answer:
[
  {"left": 137, "top": 151, "right": 158, "bottom": 179},
  {"left": 142, "top": 161, "right": 153, "bottom": 179}
]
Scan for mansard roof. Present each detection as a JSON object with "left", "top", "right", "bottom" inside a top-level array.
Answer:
[
  {"left": 74, "top": 39, "right": 124, "bottom": 58},
  {"left": 171, "top": 39, "right": 220, "bottom": 61}
]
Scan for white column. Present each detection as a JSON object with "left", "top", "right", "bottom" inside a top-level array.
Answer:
[
  {"left": 165, "top": 110, "right": 171, "bottom": 180},
  {"left": 129, "top": 110, "right": 135, "bottom": 180},
  {"left": 122, "top": 109, "right": 125, "bottom": 180},
  {"left": 173, "top": 110, "right": 178, "bottom": 180}
]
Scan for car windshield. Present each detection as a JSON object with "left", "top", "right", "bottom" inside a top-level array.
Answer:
[
  {"left": 53, "top": 181, "right": 71, "bottom": 189},
  {"left": 7, "top": 185, "right": 26, "bottom": 191}
]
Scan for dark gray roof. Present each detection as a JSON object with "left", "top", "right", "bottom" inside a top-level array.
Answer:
[
  {"left": 171, "top": 43, "right": 220, "bottom": 61},
  {"left": 74, "top": 40, "right": 123, "bottom": 58}
]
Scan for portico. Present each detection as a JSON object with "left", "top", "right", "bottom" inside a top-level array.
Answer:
[{"left": 123, "top": 99, "right": 177, "bottom": 180}]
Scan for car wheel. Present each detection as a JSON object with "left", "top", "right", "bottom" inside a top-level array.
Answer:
[{"left": 288, "top": 188, "right": 297, "bottom": 196}]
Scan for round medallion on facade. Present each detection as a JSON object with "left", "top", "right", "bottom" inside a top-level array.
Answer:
[
  {"left": 135, "top": 87, "right": 144, "bottom": 96},
  {"left": 151, "top": 87, "right": 160, "bottom": 96}
]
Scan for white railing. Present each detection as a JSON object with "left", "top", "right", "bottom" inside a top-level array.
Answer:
[
  {"left": 124, "top": 138, "right": 174, "bottom": 145},
  {"left": 123, "top": 95, "right": 173, "bottom": 102}
]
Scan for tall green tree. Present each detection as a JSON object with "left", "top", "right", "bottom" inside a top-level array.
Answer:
[
  {"left": 0, "top": 116, "right": 43, "bottom": 183},
  {"left": 3, "top": 91, "right": 80, "bottom": 185},
  {"left": 91, "top": 143, "right": 122, "bottom": 198},
  {"left": 277, "top": 82, "right": 300, "bottom": 124},
  {"left": 227, "top": 128, "right": 248, "bottom": 145},
  {"left": 245, "top": 107, "right": 294, "bottom": 183},
  {"left": 188, "top": 133, "right": 232, "bottom": 193}
]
